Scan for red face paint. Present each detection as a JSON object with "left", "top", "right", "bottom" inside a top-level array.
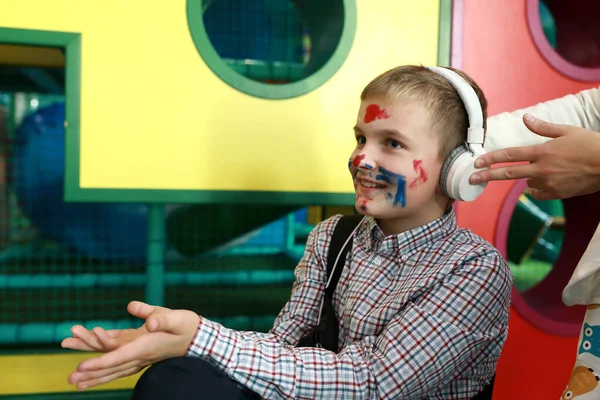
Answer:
[
  {"left": 409, "top": 159, "right": 429, "bottom": 189},
  {"left": 352, "top": 154, "right": 365, "bottom": 167},
  {"left": 360, "top": 199, "right": 368, "bottom": 211},
  {"left": 364, "top": 104, "right": 390, "bottom": 123}
]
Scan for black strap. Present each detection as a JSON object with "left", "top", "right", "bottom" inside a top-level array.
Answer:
[
  {"left": 472, "top": 374, "right": 495, "bottom": 399},
  {"left": 324, "top": 215, "right": 363, "bottom": 298}
]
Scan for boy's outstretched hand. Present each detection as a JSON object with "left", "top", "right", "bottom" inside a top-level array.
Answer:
[{"left": 61, "top": 301, "right": 200, "bottom": 390}]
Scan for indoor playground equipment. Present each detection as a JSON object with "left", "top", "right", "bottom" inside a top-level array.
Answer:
[
  {"left": 1, "top": 98, "right": 311, "bottom": 344},
  {"left": 0, "top": 0, "right": 452, "bottom": 397},
  {"left": 453, "top": 0, "right": 600, "bottom": 398}
]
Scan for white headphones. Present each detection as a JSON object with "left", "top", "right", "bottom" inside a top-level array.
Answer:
[{"left": 425, "top": 66, "right": 489, "bottom": 202}]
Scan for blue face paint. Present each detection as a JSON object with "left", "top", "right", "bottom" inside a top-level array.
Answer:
[
  {"left": 347, "top": 159, "right": 353, "bottom": 168},
  {"left": 364, "top": 163, "right": 373, "bottom": 170},
  {"left": 376, "top": 167, "right": 406, "bottom": 207},
  {"left": 386, "top": 192, "right": 393, "bottom": 200}
]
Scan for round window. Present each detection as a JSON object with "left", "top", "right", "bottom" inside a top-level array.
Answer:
[
  {"left": 528, "top": 0, "right": 600, "bottom": 81},
  {"left": 187, "top": 0, "right": 357, "bottom": 99},
  {"left": 499, "top": 181, "right": 599, "bottom": 336}
]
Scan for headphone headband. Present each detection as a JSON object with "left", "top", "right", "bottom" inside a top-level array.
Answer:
[
  {"left": 425, "top": 65, "right": 489, "bottom": 202},
  {"left": 425, "top": 66, "right": 484, "bottom": 145}
]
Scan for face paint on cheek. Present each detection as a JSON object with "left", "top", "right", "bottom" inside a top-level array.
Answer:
[
  {"left": 409, "top": 159, "right": 429, "bottom": 189},
  {"left": 364, "top": 163, "right": 373, "bottom": 170},
  {"left": 360, "top": 199, "right": 368, "bottom": 211},
  {"left": 352, "top": 154, "right": 365, "bottom": 167},
  {"left": 376, "top": 167, "right": 407, "bottom": 208},
  {"left": 355, "top": 194, "right": 368, "bottom": 211},
  {"left": 364, "top": 104, "right": 391, "bottom": 124}
]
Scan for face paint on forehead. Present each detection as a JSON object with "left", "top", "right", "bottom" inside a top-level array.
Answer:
[
  {"left": 409, "top": 159, "right": 429, "bottom": 189},
  {"left": 364, "top": 104, "right": 391, "bottom": 124},
  {"left": 376, "top": 167, "right": 407, "bottom": 208}
]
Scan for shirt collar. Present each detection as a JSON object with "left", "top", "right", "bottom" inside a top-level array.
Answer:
[{"left": 355, "top": 209, "right": 457, "bottom": 259}]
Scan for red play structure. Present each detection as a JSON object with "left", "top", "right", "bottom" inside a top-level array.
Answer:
[{"left": 453, "top": 0, "right": 600, "bottom": 398}]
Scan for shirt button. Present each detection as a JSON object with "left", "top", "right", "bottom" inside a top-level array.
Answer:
[{"left": 374, "top": 257, "right": 382, "bottom": 265}]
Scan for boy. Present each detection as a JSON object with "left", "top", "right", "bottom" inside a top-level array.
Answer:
[{"left": 62, "top": 65, "right": 512, "bottom": 399}]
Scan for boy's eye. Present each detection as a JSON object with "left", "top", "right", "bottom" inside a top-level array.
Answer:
[
  {"left": 356, "top": 135, "right": 366, "bottom": 145},
  {"left": 387, "top": 139, "right": 403, "bottom": 149}
]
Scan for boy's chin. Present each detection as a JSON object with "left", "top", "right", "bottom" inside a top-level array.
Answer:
[{"left": 354, "top": 204, "right": 404, "bottom": 218}]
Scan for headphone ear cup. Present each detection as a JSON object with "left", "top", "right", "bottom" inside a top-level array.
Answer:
[
  {"left": 439, "top": 146, "right": 469, "bottom": 197},
  {"left": 440, "top": 146, "right": 488, "bottom": 201}
]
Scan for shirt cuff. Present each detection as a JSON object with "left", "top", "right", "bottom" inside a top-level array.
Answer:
[{"left": 185, "top": 317, "right": 239, "bottom": 371}]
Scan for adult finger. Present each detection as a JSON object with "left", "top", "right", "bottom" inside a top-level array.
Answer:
[
  {"left": 76, "top": 365, "right": 143, "bottom": 390},
  {"left": 522, "top": 113, "right": 568, "bottom": 139},
  {"left": 470, "top": 163, "right": 538, "bottom": 184},
  {"left": 474, "top": 146, "right": 539, "bottom": 168},
  {"left": 529, "top": 188, "right": 558, "bottom": 201}
]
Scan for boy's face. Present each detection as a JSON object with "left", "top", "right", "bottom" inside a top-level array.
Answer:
[{"left": 349, "top": 98, "right": 447, "bottom": 232}]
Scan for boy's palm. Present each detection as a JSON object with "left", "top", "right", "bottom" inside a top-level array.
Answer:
[{"left": 61, "top": 301, "right": 200, "bottom": 390}]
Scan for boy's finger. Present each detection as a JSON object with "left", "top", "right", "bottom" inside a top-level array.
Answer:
[
  {"left": 78, "top": 334, "right": 158, "bottom": 371},
  {"left": 70, "top": 326, "right": 103, "bottom": 351},
  {"left": 127, "top": 301, "right": 170, "bottom": 320},
  {"left": 146, "top": 313, "right": 176, "bottom": 333},
  {"left": 93, "top": 327, "right": 119, "bottom": 351},
  {"left": 61, "top": 337, "right": 97, "bottom": 352},
  {"left": 76, "top": 365, "right": 143, "bottom": 391},
  {"left": 69, "top": 360, "right": 140, "bottom": 384}
]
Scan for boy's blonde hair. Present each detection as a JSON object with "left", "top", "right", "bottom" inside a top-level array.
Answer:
[{"left": 360, "top": 65, "right": 488, "bottom": 161}]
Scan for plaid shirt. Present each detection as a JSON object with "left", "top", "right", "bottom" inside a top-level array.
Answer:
[{"left": 188, "top": 210, "right": 513, "bottom": 399}]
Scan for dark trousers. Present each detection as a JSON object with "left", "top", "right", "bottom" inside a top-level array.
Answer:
[
  {"left": 130, "top": 357, "right": 261, "bottom": 400},
  {"left": 130, "top": 356, "right": 494, "bottom": 399}
]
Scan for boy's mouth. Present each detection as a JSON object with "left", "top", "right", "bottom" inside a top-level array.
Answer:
[{"left": 358, "top": 179, "right": 387, "bottom": 189}]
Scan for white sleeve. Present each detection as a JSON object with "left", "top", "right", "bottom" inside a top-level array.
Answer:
[{"left": 484, "top": 86, "right": 600, "bottom": 151}]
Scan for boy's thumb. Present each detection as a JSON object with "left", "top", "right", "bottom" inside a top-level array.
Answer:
[
  {"left": 146, "top": 314, "right": 170, "bottom": 333},
  {"left": 523, "top": 113, "right": 567, "bottom": 139}
]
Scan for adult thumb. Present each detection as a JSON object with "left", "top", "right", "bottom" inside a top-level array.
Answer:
[{"left": 523, "top": 113, "right": 566, "bottom": 139}]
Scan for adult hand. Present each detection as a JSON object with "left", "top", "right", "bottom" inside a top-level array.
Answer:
[
  {"left": 61, "top": 301, "right": 200, "bottom": 390},
  {"left": 470, "top": 113, "right": 600, "bottom": 200}
]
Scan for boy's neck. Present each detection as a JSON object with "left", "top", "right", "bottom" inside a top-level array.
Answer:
[{"left": 375, "top": 203, "right": 449, "bottom": 236}]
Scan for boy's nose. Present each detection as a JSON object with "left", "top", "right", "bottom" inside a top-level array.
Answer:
[{"left": 353, "top": 153, "right": 376, "bottom": 171}]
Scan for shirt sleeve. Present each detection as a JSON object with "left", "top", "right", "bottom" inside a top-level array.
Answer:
[
  {"left": 485, "top": 85, "right": 600, "bottom": 151},
  {"left": 186, "top": 246, "right": 512, "bottom": 400}
]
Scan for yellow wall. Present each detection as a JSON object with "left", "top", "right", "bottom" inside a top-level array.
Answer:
[
  {"left": 0, "top": 353, "right": 143, "bottom": 395},
  {"left": 0, "top": 0, "right": 440, "bottom": 194}
]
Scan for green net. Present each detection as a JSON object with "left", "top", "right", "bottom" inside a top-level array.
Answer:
[{"left": 0, "top": 2, "right": 321, "bottom": 351}]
